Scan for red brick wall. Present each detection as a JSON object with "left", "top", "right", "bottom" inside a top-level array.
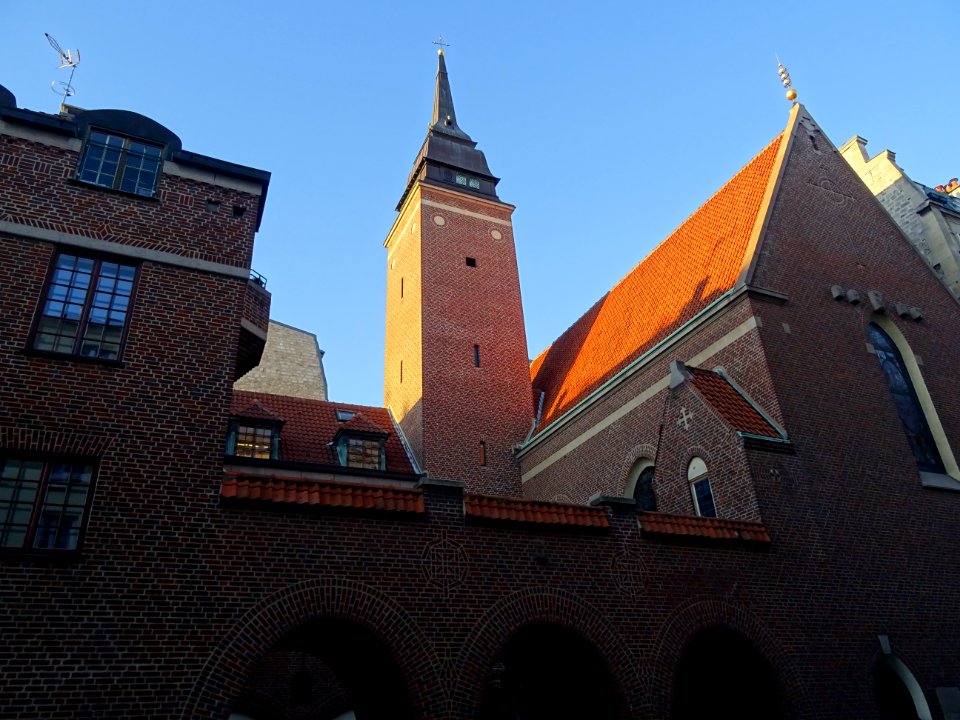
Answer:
[
  {"left": 0, "top": 134, "right": 260, "bottom": 267},
  {"left": 386, "top": 184, "right": 533, "bottom": 495}
]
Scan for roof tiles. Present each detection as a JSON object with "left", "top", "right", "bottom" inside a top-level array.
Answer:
[
  {"left": 221, "top": 474, "right": 425, "bottom": 514},
  {"left": 230, "top": 391, "right": 416, "bottom": 474},
  {"left": 530, "top": 134, "right": 783, "bottom": 430},
  {"left": 639, "top": 512, "right": 770, "bottom": 543},
  {"left": 464, "top": 494, "right": 609, "bottom": 528},
  {"left": 686, "top": 367, "right": 781, "bottom": 438}
]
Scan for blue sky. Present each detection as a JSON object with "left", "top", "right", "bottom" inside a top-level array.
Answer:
[{"left": 5, "top": 1, "right": 958, "bottom": 406}]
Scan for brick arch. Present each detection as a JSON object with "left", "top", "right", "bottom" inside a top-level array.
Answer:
[
  {"left": 181, "top": 578, "right": 445, "bottom": 719},
  {"left": 621, "top": 442, "right": 658, "bottom": 496},
  {"left": 450, "top": 586, "right": 643, "bottom": 718},
  {"left": 647, "top": 598, "right": 810, "bottom": 718}
]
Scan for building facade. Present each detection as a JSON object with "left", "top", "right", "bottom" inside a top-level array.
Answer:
[{"left": 1, "top": 53, "right": 959, "bottom": 720}]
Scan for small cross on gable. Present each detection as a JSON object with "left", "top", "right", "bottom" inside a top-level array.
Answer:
[{"left": 677, "top": 406, "right": 694, "bottom": 431}]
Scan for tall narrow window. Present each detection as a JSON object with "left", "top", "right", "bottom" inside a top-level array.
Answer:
[
  {"left": 479, "top": 441, "right": 487, "bottom": 466},
  {"left": 401, "top": 277, "right": 404, "bottom": 298},
  {"left": 400, "top": 360, "right": 403, "bottom": 383},
  {"left": 474, "top": 344, "right": 480, "bottom": 368},
  {"left": 869, "top": 323, "right": 945, "bottom": 473},
  {"left": 688, "top": 457, "right": 717, "bottom": 518},
  {"left": 626, "top": 458, "right": 657, "bottom": 511}
]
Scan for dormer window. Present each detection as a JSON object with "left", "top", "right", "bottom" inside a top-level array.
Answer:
[
  {"left": 226, "top": 418, "right": 283, "bottom": 460},
  {"left": 76, "top": 130, "right": 162, "bottom": 197},
  {"left": 332, "top": 412, "right": 388, "bottom": 472},
  {"left": 336, "top": 436, "right": 386, "bottom": 471}
]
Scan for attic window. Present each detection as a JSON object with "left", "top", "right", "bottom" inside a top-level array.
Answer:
[
  {"left": 336, "top": 409, "right": 356, "bottom": 422},
  {"left": 226, "top": 420, "right": 281, "bottom": 460},
  {"left": 76, "top": 130, "right": 162, "bottom": 197},
  {"left": 335, "top": 436, "right": 386, "bottom": 471}
]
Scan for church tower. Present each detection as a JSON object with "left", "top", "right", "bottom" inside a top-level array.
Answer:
[{"left": 384, "top": 50, "right": 533, "bottom": 495}]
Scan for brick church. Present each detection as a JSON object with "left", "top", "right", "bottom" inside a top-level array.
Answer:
[{"left": 1, "top": 50, "right": 959, "bottom": 720}]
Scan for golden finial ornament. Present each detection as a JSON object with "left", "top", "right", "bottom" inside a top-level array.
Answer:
[{"left": 776, "top": 54, "right": 797, "bottom": 103}]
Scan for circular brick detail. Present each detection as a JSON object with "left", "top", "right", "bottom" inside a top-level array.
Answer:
[
  {"left": 490, "top": 229, "right": 502, "bottom": 240},
  {"left": 433, "top": 214, "right": 446, "bottom": 226}
]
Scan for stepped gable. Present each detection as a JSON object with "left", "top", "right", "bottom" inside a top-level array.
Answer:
[
  {"left": 530, "top": 133, "right": 784, "bottom": 430},
  {"left": 686, "top": 366, "right": 781, "bottom": 438},
  {"left": 231, "top": 390, "right": 416, "bottom": 473}
]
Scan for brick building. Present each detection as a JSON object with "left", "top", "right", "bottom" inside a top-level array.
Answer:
[{"left": 1, "top": 50, "right": 959, "bottom": 720}]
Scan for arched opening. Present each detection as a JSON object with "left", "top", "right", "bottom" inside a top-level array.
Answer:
[
  {"left": 477, "top": 623, "right": 621, "bottom": 720},
  {"left": 868, "top": 316, "right": 959, "bottom": 482},
  {"left": 875, "top": 655, "right": 933, "bottom": 720},
  {"left": 626, "top": 457, "right": 657, "bottom": 511},
  {"left": 672, "top": 626, "right": 783, "bottom": 720},
  {"left": 687, "top": 457, "right": 716, "bottom": 518},
  {"left": 230, "top": 618, "right": 413, "bottom": 720}
]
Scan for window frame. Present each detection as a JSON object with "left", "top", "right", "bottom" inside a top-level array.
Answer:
[
  {"left": 333, "top": 432, "right": 387, "bottom": 472},
  {"left": 226, "top": 419, "right": 282, "bottom": 461},
  {"left": 75, "top": 128, "right": 164, "bottom": 198},
  {"left": 28, "top": 249, "right": 140, "bottom": 364},
  {"left": 688, "top": 457, "right": 717, "bottom": 518},
  {"left": 0, "top": 453, "right": 99, "bottom": 556}
]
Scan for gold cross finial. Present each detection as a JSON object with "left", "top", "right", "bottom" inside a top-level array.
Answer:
[{"left": 432, "top": 35, "right": 450, "bottom": 56}]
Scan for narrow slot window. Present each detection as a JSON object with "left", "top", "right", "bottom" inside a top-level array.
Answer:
[
  {"left": 479, "top": 441, "right": 487, "bottom": 466},
  {"left": 473, "top": 344, "right": 480, "bottom": 368}
]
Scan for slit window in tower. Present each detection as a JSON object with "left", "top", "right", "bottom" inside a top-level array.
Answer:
[
  {"left": 401, "top": 277, "right": 404, "bottom": 298},
  {"left": 466, "top": 257, "right": 477, "bottom": 267},
  {"left": 400, "top": 360, "right": 403, "bottom": 383},
  {"left": 479, "top": 441, "right": 487, "bottom": 466},
  {"left": 473, "top": 344, "right": 480, "bottom": 368}
]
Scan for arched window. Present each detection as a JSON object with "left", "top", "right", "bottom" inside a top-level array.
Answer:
[
  {"left": 625, "top": 458, "right": 657, "bottom": 511},
  {"left": 868, "top": 323, "right": 945, "bottom": 474},
  {"left": 688, "top": 457, "right": 717, "bottom": 518}
]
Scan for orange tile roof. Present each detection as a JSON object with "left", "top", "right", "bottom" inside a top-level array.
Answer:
[
  {"left": 231, "top": 391, "right": 416, "bottom": 474},
  {"left": 530, "top": 134, "right": 783, "bottom": 430},
  {"left": 686, "top": 367, "right": 781, "bottom": 438},
  {"left": 464, "top": 494, "right": 609, "bottom": 528},
  {"left": 639, "top": 512, "right": 770, "bottom": 543},
  {"left": 221, "top": 474, "right": 425, "bottom": 513}
]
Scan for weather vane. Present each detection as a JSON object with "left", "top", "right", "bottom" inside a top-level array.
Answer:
[
  {"left": 432, "top": 35, "right": 450, "bottom": 55},
  {"left": 45, "top": 33, "right": 80, "bottom": 110},
  {"left": 775, "top": 54, "right": 797, "bottom": 104}
]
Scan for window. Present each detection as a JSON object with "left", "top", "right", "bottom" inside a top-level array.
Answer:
[
  {"left": 869, "top": 323, "right": 945, "bottom": 473},
  {"left": 466, "top": 257, "right": 477, "bottom": 267},
  {"left": 688, "top": 457, "right": 717, "bottom": 518},
  {"left": 32, "top": 253, "right": 137, "bottom": 361},
  {"left": 626, "top": 458, "right": 657, "bottom": 510},
  {"left": 474, "top": 344, "right": 481, "bottom": 368},
  {"left": 226, "top": 420, "right": 281, "bottom": 460},
  {"left": 76, "top": 130, "right": 162, "bottom": 197},
  {"left": 0, "top": 457, "right": 96, "bottom": 552},
  {"left": 335, "top": 409, "right": 356, "bottom": 422},
  {"left": 479, "top": 441, "right": 487, "bottom": 466},
  {"left": 335, "top": 436, "right": 385, "bottom": 471}
]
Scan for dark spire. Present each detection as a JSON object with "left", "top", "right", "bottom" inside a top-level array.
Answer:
[
  {"left": 430, "top": 50, "right": 472, "bottom": 142},
  {"left": 397, "top": 50, "right": 500, "bottom": 210}
]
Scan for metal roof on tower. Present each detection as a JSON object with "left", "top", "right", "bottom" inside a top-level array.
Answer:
[{"left": 397, "top": 50, "right": 500, "bottom": 210}]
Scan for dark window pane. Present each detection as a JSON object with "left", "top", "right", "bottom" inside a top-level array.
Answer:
[
  {"left": 869, "top": 324, "right": 944, "bottom": 473},
  {"left": 634, "top": 465, "right": 657, "bottom": 511},
  {"left": 693, "top": 478, "right": 717, "bottom": 518}
]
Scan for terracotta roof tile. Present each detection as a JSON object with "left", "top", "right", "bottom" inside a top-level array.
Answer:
[
  {"left": 686, "top": 367, "right": 781, "bottom": 438},
  {"left": 234, "top": 399, "right": 284, "bottom": 422},
  {"left": 530, "top": 134, "right": 783, "bottom": 430},
  {"left": 464, "top": 494, "right": 609, "bottom": 528},
  {"left": 221, "top": 475, "right": 425, "bottom": 513},
  {"left": 231, "top": 391, "right": 416, "bottom": 474},
  {"left": 335, "top": 412, "right": 388, "bottom": 436},
  {"left": 639, "top": 512, "right": 770, "bottom": 543}
]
